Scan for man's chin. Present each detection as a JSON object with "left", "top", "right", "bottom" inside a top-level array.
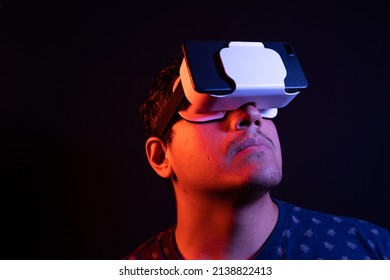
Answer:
[
  {"left": 222, "top": 172, "right": 282, "bottom": 205},
  {"left": 244, "top": 169, "right": 282, "bottom": 192}
]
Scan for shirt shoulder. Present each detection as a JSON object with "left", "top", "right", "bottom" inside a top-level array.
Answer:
[
  {"left": 277, "top": 200, "right": 390, "bottom": 259},
  {"left": 122, "top": 227, "right": 181, "bottom": 260}
]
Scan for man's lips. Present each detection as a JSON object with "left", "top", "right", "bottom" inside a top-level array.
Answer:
[{"left": 234, "top": 137, "right": 274, "bottom": 154}]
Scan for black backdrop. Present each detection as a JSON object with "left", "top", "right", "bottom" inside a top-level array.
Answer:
[{"left": 2, "top": 0, "right": 389, "bottom": 259}]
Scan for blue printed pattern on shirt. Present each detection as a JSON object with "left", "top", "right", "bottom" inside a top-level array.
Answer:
[{"left": 255, "top": 201, "right": 390, "bottom": 260}]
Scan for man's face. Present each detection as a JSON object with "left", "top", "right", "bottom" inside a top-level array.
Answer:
[{"left": 166, "top": 103, "right": 282, "bottom": 195}]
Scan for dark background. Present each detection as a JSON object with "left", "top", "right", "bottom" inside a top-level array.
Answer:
[{"left": 2, "top": 0, "right": 389, "bottom": 259}]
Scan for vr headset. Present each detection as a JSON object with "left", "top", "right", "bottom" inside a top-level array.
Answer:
[{"left": 154, "top": 40, "right": 308, "bottom": 138}]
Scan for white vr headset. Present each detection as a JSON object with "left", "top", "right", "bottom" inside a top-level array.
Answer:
[{"left": 154, "top": 40, "right": 308, "bottom": 138}]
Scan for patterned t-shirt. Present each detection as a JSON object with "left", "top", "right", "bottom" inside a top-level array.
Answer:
[{"left": 124, "top": 200, "right": 390, "bottom": 260}]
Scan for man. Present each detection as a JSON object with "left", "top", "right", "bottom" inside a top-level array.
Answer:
[{"left": 124, "top": 43, "right": 390, "bottom": 260}]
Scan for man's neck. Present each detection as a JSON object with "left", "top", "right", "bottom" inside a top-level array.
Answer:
[{"left": 174, "top": 190, "right": 278, "bottom": 260}]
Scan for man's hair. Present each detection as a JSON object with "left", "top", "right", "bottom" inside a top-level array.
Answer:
[{"left": 140, "top": 58, "right": 182, "bottom": 144}]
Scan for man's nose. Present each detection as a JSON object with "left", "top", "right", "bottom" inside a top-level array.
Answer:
[{"left": 233, "top": 103, "right": 262, "bottom": 131}]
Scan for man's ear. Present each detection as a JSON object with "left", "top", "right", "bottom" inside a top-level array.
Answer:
[{"left": 145, "top": 137, "right": 173, "bottom": 179}]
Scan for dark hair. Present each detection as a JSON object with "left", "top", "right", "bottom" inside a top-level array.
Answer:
[{"left": 139, "top": 59, "right": 182, "bottom": 144}]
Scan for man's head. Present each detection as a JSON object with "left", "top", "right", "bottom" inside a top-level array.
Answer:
[{"left": 140, "top": 59, "right": 283, "bottom": 196}]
